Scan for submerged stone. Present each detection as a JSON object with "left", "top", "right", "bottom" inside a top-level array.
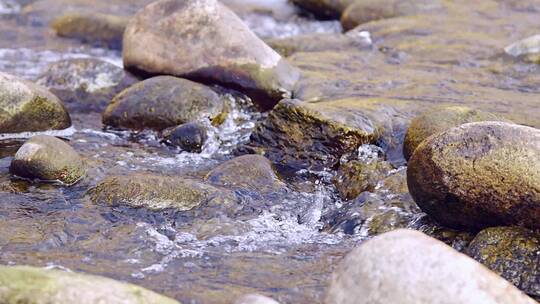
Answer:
[
  {"left": 10, "top": 135, "right": 85, "bottom": 185},
  {"left": 407, "top": 121, "right": 540, "bottom": 230},
  {"left": 325, "top": 229, "right": 536, "bottom": 304},
  {"left": 0, "top": 72, "right": 71, "bottom": 134},
  {"left": 403, "top": 106, "right": 507, "bottom": 161},
  {"left": 466, "top": 226, "right": 540, "bottom": 298},
  {"left": 103, "top": 76, "right": 225, "bottom": 131},
  {"left": 266, "top": 32, "right": 372, "bottom": 57},
  {"left": 122, "top": 0, "right": 299, "bottom": 109},
  {"left": 334, "top": 159, "right": 393, "bottom": 200},
  {"left": 162, "top": 122, "right": 208, "bottom": 153},
  {"left": 51, "top": 12, "right": 129, "bottom": 49},
  {"left": 0, "top": 265, "right": 180, "bottom": 304}
]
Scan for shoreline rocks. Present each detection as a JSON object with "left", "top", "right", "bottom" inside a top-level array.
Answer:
[
  {"left": 9, "top": 135, "right": 85, "bottom": 185},
  {"left": 325, "top": 229, "right": 536, "bottom": 304},
  {"left": 407, "top": 121, "right": 540, "bottom": 230},
  {"left": 0, "top": 72, "right": 71, "bottom": 134}
]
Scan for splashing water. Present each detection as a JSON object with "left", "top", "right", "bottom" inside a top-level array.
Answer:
[{"left": 0, "top": 0, "right": 19, "bottom": 15}]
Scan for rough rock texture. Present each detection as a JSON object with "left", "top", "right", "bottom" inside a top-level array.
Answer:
[
  {"left": 9, "top": 135, "right": 85, "bottom": 185},
  {"left": 466, "top": 226, "right": 540, "bottom": 298},
  {"left": 407, "top": 122, "right": 540, "bottom": 230},
  {"left": 36, "top": 58, "right": 137, "bottom": 112},
  {"left": 51, "top": 12, "right": 129, "bottom": 49},
  {"left": 205, "top": 154, "right": 285, "bottom": 197},
  {"left": 234, "top": 294, "right": 280, "bottom": 304},
  {"left": 0, "top": 265, "right": 180, "bottom": 304},
  {"left": 162, "top": 122, "right": 208, "bottom": 153},
  {"left": 266, "top": 32, "right": 372, "bottom": 57},
  {"left": 103, "top": 76, "right": 225, "bottom": 131},
  {"left": 325, "top": 229, "right": 536, "bottom": 304},
  {"left": 340, "top": 0, "right": 444, "bottom": 31},
  {"left": 289, "top": 0, "right": 354, "bottom": 19},
  {"left": 89, "top": 173, "right": 236, "bottom": 211},
  {"left": 123, "top": 0, "right": 299, "bottom": 109},
  {"left": 334, "top": 159, "right": 393, "bottom": 200},
  {"left": 0, "top": 72, "right": 71, "bottom": 133},
  {"left": 403, "top": 106, "right": 506, "bottom": 160}
]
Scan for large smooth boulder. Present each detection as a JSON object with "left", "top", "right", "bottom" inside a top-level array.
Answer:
[
  {"left": 403, "top": 106, "right": 506, "bottom": 160},
  {"left": 89, "top": 173, "right": 236, "bottom": 211},
  {"left": 325, "top": 229, "right": 536, "bottom": 304},
  {"left": 122, "top": 0, "right": 299, "bottom": 109},
  {"left": 0, "top": 265, "right": 179, "bottom": 304},
  {"left": 103, "top": 76, "right": 225, "bottom": 131},
  {"left": 407, "top": 122, "right": 540, "bottom": 230},
  {"left": 466, "top": 226, "right": 540, "bottom": 298},
  {"left": 9, "top": 135, "right": 85, "bottom": 185},
  {"left": 0, "top": 72, "right": 71, "bottom": 134},
  {"left": 36, "top": 58, "right": 137, "bottom": 112}
]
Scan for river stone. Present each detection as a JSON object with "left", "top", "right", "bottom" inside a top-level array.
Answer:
[
  {"left": 162, "top": 122, "right": 208, "bottom": 153},
  {"left": 466, "top": 226, "right": 540, "bottom": 298},
  {"left": 325, "top": 229, "right": 536, "bottom": 304},
  {"left": 403, "top": 106, "right": 506, "bottom": 161},
  {"left": 51, "top": 12, "right": 129, "bottom": 49},
  {"left": 103, "top": 76, "right": 225, "bottom": 131},
  {"left": 122, "top": 0, "right": 299, "bottom": 109},
  {"left": 289, "top": 0, "right": 354, "bottom": 19},
  {"left": 266, "top": 32, "right": 372, "bottom": 57},
  {"left": 234, "top": 294, "right": 280, "bottom": 304},
  {"left": 505, "top": 34, "right": 540, "bottom": 64},
  {"left": 0, "top": 265, "right": 179, "bottom": 304},
  {"left": 9, "top": 135, "right": 85, "bottom": 185},
  {"left": 340, "top": 0, "right": 444, "bottom": 31},
  {"left": 36, "top": 58, "right": 137, "bottom": 112},
  {"left": 0, "top": 72, "right": 71, "bottom": 134},
  {"left": 334, "top": 159, "right": 393, "bottom": 200},
  {"left": 89, "top": 173, "right": 236, "bottom": 211},
  {"left": 407, "top": 121, "right": 540, "bottom": 230},
  {"left": 205, "top": 154, "right": 285, "bottom": 197}
]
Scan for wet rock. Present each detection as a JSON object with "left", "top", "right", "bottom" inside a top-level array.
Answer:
[
  {"left": 325, "top": 229, "right": 536, "bottom": 304},
  {"left": 334, "top": 159, "right": 393, "bottom": 200},
  {"left": 242, "top": 98, "right": 410, "bottom": 170},
  {"left": 0, "top": 72, "right": 71, "bottom": 134},
  {"left": 205, "top": 154, "right": 285, "bottom": 197},
  {"left": 36, "top": 58, "right": 137, "bottom": 112},
  {"left": 340, "top": 0, "right": 444, "bottom": 31},
  {"left": 266, "top": 32, "right": 371, "bottom": 57},
  {"left": 290, "top": 0, "right": 354, "bottom": 19},
  {"left": 466, "top": 226, "right": 540, "bottom": 298},
  {"left": 89, "top": 173, "right": 236, "bottom": 211},
  {"left": 505, "top": 34, "right": 540, "bottom": 64},
  {"left": 0, "top": 265, "right": 179, "bottom": 304},
  {"left": 162, "top": 122, "right": 208, "bottom": 153},
  {"left": 51, "top": 12, "right": 129, "bottom": 49},
  {"left": 103, "top": 76, "right": 225, "bottom": 131},
  {"left": 407, "top": 121, "right": 540, "bottom": 230},
  {"left": 234, "top": 294, "right": 280, "bottom": 304},
  {"left": 123, "top": 0, "right": 299, "bottom": 109},
  {"left": 403, "top": 106, "right": 506, "bottom": 161},
  {"left": 9, "top": 135, "right": 85, "bottom": 185}
]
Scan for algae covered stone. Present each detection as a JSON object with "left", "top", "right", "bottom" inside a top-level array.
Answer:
[
  {"left": 466, "top": 226, "right": 540, "bottom": 298},
  {"left": 89, "top": 173, "right": 236, "bottom": 211},
  {"left": 325, "top": 229, "right": 536, "bottom": 304},
  {"left": 0, "top": 265, "right": 180, "bottom": 304},
  {"left": 403, "top": 106, "right": 506, "bottom": 160},
  {"left": 334, "top": 159, "right": 393, "bottom": 200},
  {"left": 10, "top": 135, "right": 85, "bottom": 185},
  {"left": 0, "top": 72, "right": 71, "bottom": 134},
  {"left": 103, "top": 76, "right": 225, "bottom": 131},
  {"left": 407, "top": 121, "right": 540, "bottom": 230},
  {"left": 122, "top": 0, "right": 299, "bottom": 109}
]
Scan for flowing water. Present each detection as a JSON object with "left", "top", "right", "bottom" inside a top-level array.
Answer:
[{"left": 0, "top": 0, "right": 538, "bottom": 303}]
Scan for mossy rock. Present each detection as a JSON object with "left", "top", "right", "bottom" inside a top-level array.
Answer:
[
  {"left": 403, "top": 105, "right": 507, "bottom": 161},
  {"left": 0, "top": 265, "right": 180, "bottom": 304},
  {"left": 334, "top": 159, "right": 393, "bottom": 200},
  {"left": 103, "top": 76, "right": 225, "bottom": 131},
  {"left": 466, "top": 226, "right": 540, "bottom": 298},
  {"left": 368, "top": 209, "right": 410, "bottom": 235},
  {"left": 10, "top": 135, "right": 85, "bottom": 185},
  {"left": 89, "top": 172, "right": 237, "bottom": 211},
  {"left": 51, "top": 12, "right": 129, "bottom": 49},
  {"left": 36, "top": 58, "right": 138, "bottom": 112},
  {"left": 407, "top": 121, "right": 540, "bottom": 230},
  {"left": 0, "top": 72, "right": 71, "bottom": 134}
]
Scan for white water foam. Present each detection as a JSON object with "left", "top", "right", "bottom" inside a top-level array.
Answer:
[
  {"left": 0, "top": 0, "right": 20, "bottom": 14},
  {"left": 0, "top": 126, "right": 76, "bottom": 140}
]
